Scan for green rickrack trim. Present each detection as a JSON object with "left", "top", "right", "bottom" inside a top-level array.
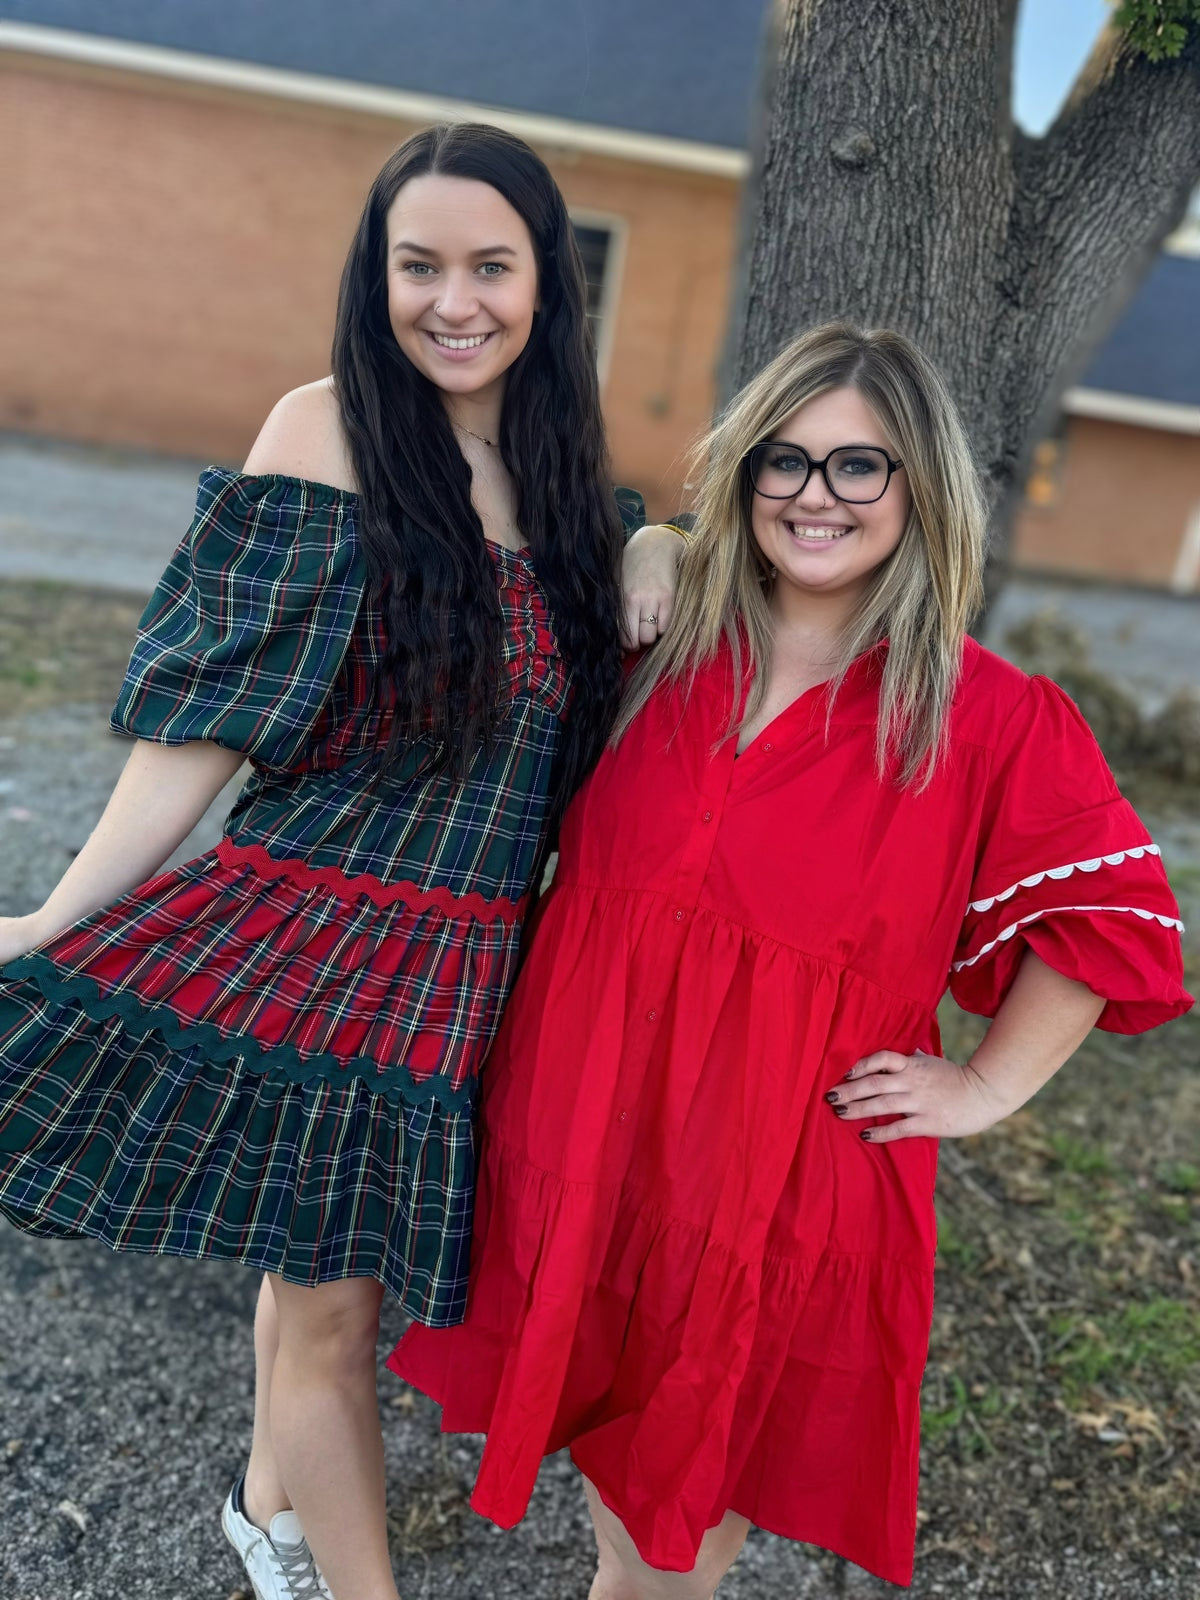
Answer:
[{"left": 6, "top": 954, "right": 478, "bottom": 1113}]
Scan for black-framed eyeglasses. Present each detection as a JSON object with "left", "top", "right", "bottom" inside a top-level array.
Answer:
[{"left": 747, "top": 441, "right": 904, "bottom": 505}]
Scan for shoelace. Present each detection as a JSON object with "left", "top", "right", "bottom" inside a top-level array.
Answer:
[{"left": 273, "top": 1539, "right": 328, "bottom": 1599}]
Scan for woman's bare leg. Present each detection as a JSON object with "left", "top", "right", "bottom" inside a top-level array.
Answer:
[
  {"left": 582, "top": 1474, "right": 750, "bottom": 1600},
  {"left": 242, "top": 1275, "right": 292, "bottom": 1526},
  {"left": 269, "top": 1275, "right": 399, "bottom": 1600}
]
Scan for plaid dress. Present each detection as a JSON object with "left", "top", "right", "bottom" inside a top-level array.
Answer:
[{"left": 0, "top": 468, "right": 637, "bottom": 1324}]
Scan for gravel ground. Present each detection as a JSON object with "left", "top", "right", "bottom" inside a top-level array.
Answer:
[
  {"left": 0, "top": 435, "right": 204, "bottom": 596},
  {"left": 0, "top": 437, "right": 1197, "bottom": 1599}
]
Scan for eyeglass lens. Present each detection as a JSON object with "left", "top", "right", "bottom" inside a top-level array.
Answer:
[{"left": 753, "top": 444, "right": 892, "bottom": 504}]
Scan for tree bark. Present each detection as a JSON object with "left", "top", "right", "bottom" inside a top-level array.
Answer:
[{"left": 725, "top": 0, "right": 1200, "bottom": 605}]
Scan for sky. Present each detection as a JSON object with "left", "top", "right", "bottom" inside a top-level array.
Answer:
[{"left": 1013, "top": 0, "right": 1110, "bottom": 132}]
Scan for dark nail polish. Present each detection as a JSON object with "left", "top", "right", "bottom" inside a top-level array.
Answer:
[
  {"left": 860, "top": 1129, "right": 872, "bottom": 1141},
  {"left": 834, "top": 1106, "right": 848, "bottom": 1117},
  {"left": 824, "top": 1091, "right": 840, "bottom": 1104},
  {"left": 843, "top": 1070, "right": 855, "bottom": 1080}
]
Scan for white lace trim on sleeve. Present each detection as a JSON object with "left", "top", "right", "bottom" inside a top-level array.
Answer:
[
  {"left": 967, "top": 844, "right": 1161, "bottom": 914},
  {"left": 952, "top": 902, "right": 1184, "bottom": 972}
]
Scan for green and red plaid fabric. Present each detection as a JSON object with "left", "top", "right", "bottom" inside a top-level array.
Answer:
[
  {"left": 0, "top": 993, "right": 476, "bottom": 1318},
  {"left": 0, "top": 467, "right": 640, "bottom": 1321}
]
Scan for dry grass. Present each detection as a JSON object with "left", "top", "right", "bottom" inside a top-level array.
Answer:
[
  {"left": 0, "top": 580, "right": 143, "bottom": 717},
  {"left": 918, "top": 997, "right": 1199, "bottom": 1577},
  {"left": 1003, "top": 608, "right": 1200, "bottom": 791}
]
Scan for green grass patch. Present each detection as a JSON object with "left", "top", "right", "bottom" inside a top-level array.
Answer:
[
  {"left": 921, "top": 1371, "right": 1008, "bottom": 1457},
  {"left": 1163, "top": 861, "right": 1200, "bottom": 894},
  {"left": 936, "top": 1215, "right": 982, "bottom": 1272},
  {"left": 1045, "top": 1132, "right": 1114, "bottom": 1178},
  {"left": 0, "top": 579, "right": 143, "bottom": 715},
  {"left": 1050, "top": 1298, "right": 1200, "bottom": 1398},
  {"left": 1156, "top": 1160, "right": 1200, "bottom": 1195},
  {"left": 0, "top": 663, "right": 46, "bottom": 689}
]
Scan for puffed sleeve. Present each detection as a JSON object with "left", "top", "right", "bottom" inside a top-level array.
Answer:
[
  {"left": 111, "top": 468, "right": 365, "bottom": 769},
  {"left": 949, "top": 674, "right": 1192, "bottom": 1034}
]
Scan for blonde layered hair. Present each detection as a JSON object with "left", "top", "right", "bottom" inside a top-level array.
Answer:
[{"left": 615, "top": 323, "right": 987, "bottom": 786}]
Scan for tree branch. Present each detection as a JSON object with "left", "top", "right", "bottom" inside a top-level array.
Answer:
[
  {"left": 1037, "top": 20, "right": 1200, "bottom": 264},
  {"left": 995, "top": 23, "right": 1200, "bottom": 479},
  {"left": 725, "top": 0, "right": 1199, "bottom": 610}
]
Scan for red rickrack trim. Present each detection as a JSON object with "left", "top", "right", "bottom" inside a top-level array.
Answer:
[{"left": 217, "top": 837, "right": 528, "bottom": 924}]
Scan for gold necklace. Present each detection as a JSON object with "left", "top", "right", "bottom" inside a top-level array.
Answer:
[{"left": 453, "top": 422, "right": 499, "bottom": 449}]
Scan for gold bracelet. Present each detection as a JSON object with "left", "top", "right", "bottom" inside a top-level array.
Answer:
[{"left": 661, "top": 521, "right": 693, "bottom": 545}]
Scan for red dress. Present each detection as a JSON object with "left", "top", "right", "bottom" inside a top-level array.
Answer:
[{"left": 389, "top": 637, "right": 1191, "bottom": 1585}]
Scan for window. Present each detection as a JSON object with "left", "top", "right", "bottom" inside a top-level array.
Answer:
[
  {"left": 1023, "top": 419, "right": 1069, "bottom": 509},
  {"left": 570, "top": 216, "right": 625, "bottom": 382}
]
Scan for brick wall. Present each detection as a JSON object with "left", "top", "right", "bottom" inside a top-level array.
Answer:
[
  {"left": 2, "top": 56, "right": 739, "bottom": 519},
  {"left": 1013, "top": 415, "right": 1200, "bottom": 589}
]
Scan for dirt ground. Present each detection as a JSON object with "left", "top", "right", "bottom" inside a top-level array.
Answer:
[{"left": 0, "top": 576, "right": 1197, "bottom": 1600}]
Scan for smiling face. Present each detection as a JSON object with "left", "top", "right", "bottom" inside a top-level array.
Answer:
[
  {"left": 384, "top": 173, "right": 540, "bottom": 408},
  {"left": 750, "top": 385, "right": 911, "bottom": 612}
]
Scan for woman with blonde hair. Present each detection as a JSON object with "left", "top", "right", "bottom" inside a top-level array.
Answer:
[{"left": 390, "top": 323, "right": 1190, "bottom": 1594}]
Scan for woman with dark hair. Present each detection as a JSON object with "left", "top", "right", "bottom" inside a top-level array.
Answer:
[{"left": 0, "top": 123, "right": 683, "bottom": 1600}]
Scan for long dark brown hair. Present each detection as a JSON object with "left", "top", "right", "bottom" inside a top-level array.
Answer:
[{"left": 332, "top": 122, "right": 624, "bottom": 813}]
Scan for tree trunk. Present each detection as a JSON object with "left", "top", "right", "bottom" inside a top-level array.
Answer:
[{"left": 725, "top": 0, "right": 1200, "bottom": 609}]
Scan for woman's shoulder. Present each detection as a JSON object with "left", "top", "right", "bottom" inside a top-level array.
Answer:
[
  {"left": 953, "top": 637, "right": 1105, "bottom": 756},
  {"left": 950, "top": 637, "right": 1041, "bottom": 745},
  {"left": 957, "top": 637, "right": 1029, "bottom": 697},
  {"left": 242, "top": 378, "right": 358, "bottom": 495}
]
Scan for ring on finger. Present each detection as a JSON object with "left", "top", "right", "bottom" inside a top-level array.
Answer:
[{"left": 642, "top": 613, "right": 657, "bottom": 625}]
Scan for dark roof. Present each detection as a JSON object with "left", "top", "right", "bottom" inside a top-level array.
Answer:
[
  {"left": 5, "top": 0, "right": 770, "bottom": 149},
  {"left": 1081, "top": 252, "right": 1200, "bottom": 408}
]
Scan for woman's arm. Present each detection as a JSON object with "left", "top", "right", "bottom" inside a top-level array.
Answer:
[
  {"left": 0, "top": 383, "right": 360, "bottom": 971},
  {"left": 620, "top": 524, "right": 689, "bottom": 649},
  {"left": 827, "top": 950, "right": 1106, "bottom": 1142},
  {"left": 0, "top": 738, "right": 244, "bottom": 964}
]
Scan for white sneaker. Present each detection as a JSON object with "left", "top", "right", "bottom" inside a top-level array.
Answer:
[{"left": 222, "top": 1476, "right": 333, "bottom": 1600}]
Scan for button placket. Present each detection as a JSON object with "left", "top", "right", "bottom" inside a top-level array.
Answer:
[
  {"left": 669, "top": 743, "right": 736, "bottom": 911},
  {"left": 629, "top": 730, "right": 738, "bottom": 1057}
]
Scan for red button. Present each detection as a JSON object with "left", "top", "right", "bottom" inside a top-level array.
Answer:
[
  {"left": 646, "top": 1009, "right": 658, "bottom": 1022},
  {"left": 701, "top": 810, "right": 713, "bottom": 823},
  {"left": 674, "top": 909, "right": 686, "bottom": 922},
  {"left": 762, "top": 741, "right": 774, "bottom": 752},
  {"left": 618, "top": 1110, "right": 627, "bottom": 1123}
]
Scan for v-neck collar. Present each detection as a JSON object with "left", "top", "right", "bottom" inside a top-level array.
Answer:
[{"left": 729, "top": 637, "right": 886, "bottom": 760}]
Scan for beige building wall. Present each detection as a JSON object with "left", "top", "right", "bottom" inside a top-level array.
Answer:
[
  {"left": 2, "top": 56, "right": 739, "bottom": 519},
  {"left": 1013, "top": 415, "right": 1200, "bottom": 590}
]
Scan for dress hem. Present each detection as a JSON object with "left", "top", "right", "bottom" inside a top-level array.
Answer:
[
  {"left": 578, "top": 1461, "right": 915, "bottom": 1588},
  {"left": 0, "top": 1200, "right": 468, "bottom": 1325},
  {"left": 436, "top": 1435, "right": 915, "bottom": 1586}
]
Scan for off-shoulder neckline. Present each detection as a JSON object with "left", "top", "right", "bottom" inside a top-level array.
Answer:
[
  {"left": 204, "top": 465, "right": 534, "bottom": 565},
  {"left": 208, "top": 465, "right": 361, "bottom": 502}
]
